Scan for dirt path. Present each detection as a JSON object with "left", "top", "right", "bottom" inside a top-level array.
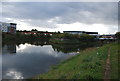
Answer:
[{"left": 104, "top": 47, "right": 111, "bottom": 81}]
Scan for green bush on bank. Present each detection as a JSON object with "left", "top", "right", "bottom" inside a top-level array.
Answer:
[
  {"left": 2, "top": 32, "right": 51, "bottom": 44},
  {"left": 115, "top": 32, "right": 120, "bottom": 40},
  {"left": 50, "top": 33, "right": 96, "bottom": 44}
]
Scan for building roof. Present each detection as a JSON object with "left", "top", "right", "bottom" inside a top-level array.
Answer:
[
  {"left": 10, "top": 23, "right": 17, "bottom": 25},
  {"left": 63, "top": 31, "right": 84, "bottom": 32},
  {"left": 84, "top": 32, "right": 98, "bottom": 34},
  {"left": 0, "top": 22, "right": 17, "bottom": 25},
  {"left": 63, "top": 31, "right": 98, "bottom": 34}
]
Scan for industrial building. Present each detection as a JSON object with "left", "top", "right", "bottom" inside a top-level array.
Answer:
[
  {"left": 0, "top": 22, "right": 17, "bottom": 33},
  {"left": 63, "top": 31, "right": 116, "bottom": 40},
  {"left": 63, "top": 31, "right": 99, "bottom": 38},
  {"left": 63, "top": 31, "right": 98, "bottom": 35},
  {"left": 63, "top": 31, "right": 84, "bottom": 35}
]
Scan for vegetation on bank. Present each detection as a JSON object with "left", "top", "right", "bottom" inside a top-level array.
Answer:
[
  {"left": 115, "top": 32, "right": 120, "bottom": 40},
  {"left": 2, "top": 32, "right": 97, "bottom": 46},
  {"left": 34, "top": 43, "right": 118, "bottom": 79},
  {"left": 3, "top": 31, "right": 120, "bottom": 44},
  {"left": 109, "top": 43, "right": 119, "bottom": 79},
  {"left": 50, "top": 33, "right": 96, "bottom": 45},
  {"left": 2, "top": 32, "right": 51, "bottom": 44}
]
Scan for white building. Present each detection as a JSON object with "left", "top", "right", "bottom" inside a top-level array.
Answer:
[
  {"left": 0, "top": 22, "right": 17, "bottom": 33},
  {"left": 0, "top": 22, "right": 10, "bottom": 32}
]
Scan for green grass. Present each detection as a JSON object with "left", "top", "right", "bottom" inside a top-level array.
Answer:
[
  {"left": 110, "top": 43, "right": 119, "bottom": 79},
  {"left": 34, "top": 43, "right": 119, "bottom": 79}
]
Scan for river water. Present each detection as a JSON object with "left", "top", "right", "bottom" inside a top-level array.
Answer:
[{"left": 1, "top": 43, "right": 79, "bottom": 79}]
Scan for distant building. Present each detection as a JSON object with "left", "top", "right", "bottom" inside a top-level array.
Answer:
[
  {"left": 84, "top": 31, "right": 98, "bottom": 35},
  {"left": 0, "top": 22, "right": 17, "bottom": 33},
  {"left": 0, "top": 22, "right": 9, "bottom": 32},
  {"left": 84, "top": 31, "right": 99, "bottom": 39},
  {"left": 99, "top": 34, "right": 116, "bottom": 40},
  {"left": 63, "top": 31, "right": 98, "bottom": 35},
  {"left": 63, "top": 31, "right": 99, "bottom": 39},
  {"left": 63, "top": 31, "right": 84, "bottom": 35}
]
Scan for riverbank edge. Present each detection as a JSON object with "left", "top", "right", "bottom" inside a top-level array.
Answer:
[{"left": 32, "top": 43, "right": 118, "bottom": 79}]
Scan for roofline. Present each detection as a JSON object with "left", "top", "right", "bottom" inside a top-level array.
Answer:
[
  {"left": 63, "top": 31, "right": 85, "bottom": 32},
  {"left": 63, "top": 31, "right": 98, "bottom": 34},
  {"left": 0, "top": 22, "right": 17, "bottom": 25}
]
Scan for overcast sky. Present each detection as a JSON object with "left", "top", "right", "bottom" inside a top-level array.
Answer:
[{"left": 1, "top": 1, "right": 119, "bottom": 34}]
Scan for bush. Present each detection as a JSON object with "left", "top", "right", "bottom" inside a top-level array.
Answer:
[
  {"left": 51, "top": 33, "right": 95, "bottom": 44},
  {"left": 115, "top": 32, "right": 120, "bottom": 40}
]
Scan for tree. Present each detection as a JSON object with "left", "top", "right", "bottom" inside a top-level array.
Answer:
[
  {"left": 31, "top": 29, "right": 38, "bottom": 31},
  {"left": 79, "top": 34, "right": 95, "bottom": 42},
  {"left": 115, "top": 32, "right": 120, "bottom": 40},
  {"left": 58, "top": 31, "right": 61, "bottom": 33}
]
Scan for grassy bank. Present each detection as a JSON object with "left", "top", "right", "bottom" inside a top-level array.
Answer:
[
  {"left": 34, "top": 43, "right": 119, "bottom": 79},
  {"left": 110, "top": 42, "right": 119, "bottom": 79}
]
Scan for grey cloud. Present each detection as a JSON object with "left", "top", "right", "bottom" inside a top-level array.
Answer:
[
  {"left": 2, "top": 0, "right": 120, "bottom": 2},
  {"left": 56, "top": 2, "right": 118, "bottom": 25},
  {"left": 2, "top": 2, "right": 68, "bottom": 19},
  {"left": 1, "top": 2, "right": 118, "bottom": 28}
]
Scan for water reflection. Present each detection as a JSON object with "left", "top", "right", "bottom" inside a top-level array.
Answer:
[
  {"left": 52, "top": 44, "right": 88, "bottom": 53},
  {"left": 2, "top": 43, "right": 88, "bottom": 55},
  {"left": 2, "top": 44, "right": 16, "bottom": 54},
  {"left": 5, "top": 69, "right": 23, "bottom": 79},
  {"left": 2, "top": 43, "right": 78, "bottom": 79}
]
